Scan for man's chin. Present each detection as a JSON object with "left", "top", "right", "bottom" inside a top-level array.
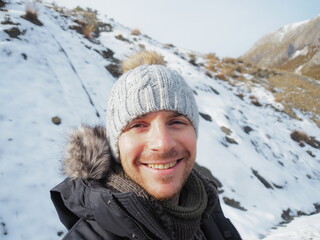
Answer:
[{"left": 148, "top": 189, "right": 181, "bottom": 202}]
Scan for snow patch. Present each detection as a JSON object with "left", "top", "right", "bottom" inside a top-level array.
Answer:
[
  {"left": 264, "top": 213, "right": 320, "bottom": 240},
  {"left": 291, "top": 46, "right": 309, "bottom": 60}
]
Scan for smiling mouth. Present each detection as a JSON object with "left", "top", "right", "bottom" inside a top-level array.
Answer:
[{"left": 145, "top": 159, "right": 182, "bottom": 170}]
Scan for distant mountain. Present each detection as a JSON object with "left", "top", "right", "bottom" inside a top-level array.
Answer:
[{"left": 241, "top": 16, "right": 320, "bottom": 80}]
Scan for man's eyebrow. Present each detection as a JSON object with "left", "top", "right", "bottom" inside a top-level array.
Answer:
[
  {"left": 133, "top": 114, "right": 147, "bottom": 120},
  {"left": 133, "top": 111, "right": 184, "bottom": 120},
  {"left": 171, "top": 112, "right": 184, "bottom": 117}
]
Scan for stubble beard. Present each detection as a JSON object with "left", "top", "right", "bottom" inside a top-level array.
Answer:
[{"left": 122, "top": 149, "right": 195, "bottom": 201}]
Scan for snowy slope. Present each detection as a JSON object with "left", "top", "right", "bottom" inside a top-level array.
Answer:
[
  {"left": 264, "top": 213, "right": 320, "bottom": 240},
  {"left": 1, "top": 1, "right": 320, "bottom": 239}
]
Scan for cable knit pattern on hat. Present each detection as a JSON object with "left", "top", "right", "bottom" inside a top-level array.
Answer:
[{"left": 106, "top": 64, "right": 199, "bottom": 161}]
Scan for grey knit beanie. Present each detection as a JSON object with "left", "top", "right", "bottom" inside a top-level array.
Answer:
[{"left": 106, "top": 53, "right": 199, "bottom": 161}]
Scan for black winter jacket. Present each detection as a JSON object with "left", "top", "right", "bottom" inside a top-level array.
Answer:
[{"left": 50, "top": 126, "right": 242, "bottom": 240}]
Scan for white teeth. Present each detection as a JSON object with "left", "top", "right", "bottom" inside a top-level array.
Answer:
[{"left": 147, "top": 161, "right": 177, "bottom": 170}]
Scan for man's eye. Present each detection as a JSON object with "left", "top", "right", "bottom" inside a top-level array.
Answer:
[
  {"left": 130, "top": 123, "right": 145, "bottom": 129},
  {"left": 170, "top": 120, "right": 186, "bottom": 125}
]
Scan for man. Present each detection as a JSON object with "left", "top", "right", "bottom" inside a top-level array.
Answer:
[{"left": 51, "top": 51, "right": 242, "bottom": 239}]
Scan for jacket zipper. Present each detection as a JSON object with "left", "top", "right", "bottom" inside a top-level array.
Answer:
[{"left": 110, "top": 195, "right": 156, "bottom": 240}]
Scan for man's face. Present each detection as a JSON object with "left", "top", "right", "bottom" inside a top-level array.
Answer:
[{"left": 118, "top": 110, "right": 197, "bottom": 200}]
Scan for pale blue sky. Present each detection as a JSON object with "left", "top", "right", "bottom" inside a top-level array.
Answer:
[{"left": 53, "top": 0, "right": 319, "bottom": 58}]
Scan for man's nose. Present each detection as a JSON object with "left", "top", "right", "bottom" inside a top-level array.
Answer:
[{"left": 147, "top": 123, "right": 176, "bottom": 152}]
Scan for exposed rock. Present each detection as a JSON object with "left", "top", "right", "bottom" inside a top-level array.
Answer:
[
  {"left": 251, "top": 168, "right": 273, "bottom": 189},
  {"left": 243, "top": 126, "right": 253, "bottom": 134},
  {"left": 100, "top": 48, "right": 114, "bottom": 59},
  {"left": 115, "top": 34, "right": 130, "bottom": 43},
  {"left": 272, "top": 183, "right": 284, "bottom": 189},
  {"left": 220, "top": 126, "right": 232, "bottom": 135},
  {"left": 226, "top": 136, "right": 238, "bottom": 145},
  {"left": 1, "top": 14, "right": 20, "bottom": 25},
  {"left": 105, "top": 63, "right": 121, "bottom": 78},
  {"left": 21, "top": 53, "right": 27, "bottom": 60},
  {"left": 199, "top": 112, "right": 212, "bottom": 122},
  {"left": 0, "top": 0, "right": 5, "bottom": 9},
  {"left": 95, "top": 22, "right": 112, "bottom": 33},
  {"left": 0, "top": 221, "right": 8, "bottom": 236},
  {"left": 235, "top": 93, "right": 244, "bottom": 100},
  {"left": 209, "top": 86, "right": 219, "bottom": 95},
  {"left": 306, "top": 150, "right": 315, "bottom": 158},
  {"left": 281, "top": 208, "right": 294, "bottom": 222},
  {"left": 52, "top": 116, "right": 61, "bottom": 125},
  {"left": 290, "top": 131, "right": 320, "bottom": 149},
  {"left": 223, "top": 197, "right": 247, "bottom": 211},
  {"left": 21, "top": 14, "right": 43, "bottom": 26},
  {"left": 249, "top": 95, "right": 262, "bottom": 107},
  {"left": 4, "top": 27, "right": 24, "bottom": 39}
]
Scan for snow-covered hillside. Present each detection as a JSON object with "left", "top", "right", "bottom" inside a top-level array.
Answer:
[{"left": 1, "top": 1, "right": 320, "bottom": 239}]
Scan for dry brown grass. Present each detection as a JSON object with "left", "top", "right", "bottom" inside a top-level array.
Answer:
[
  {"left": 249, "top": 95, "right": 262, "bottom": 107},
  {"left": 290, "top": 131, "right": 310, "bottom": 143},
  {"left": 301, "top": 64, "right": 320, "bottom": 80},
  {"left": 83, "top": 23, "right": 95, "bottom": 39},
  {"left": 290, "top": 130, "right": 320, "bottom": 149},
  {"left": 205, "top": 53, "right": 219, "bottom": 72},
  {"left": 188, "top": 53, "right": 197, "bottom": 66},
  {"left": 214, "top": 57, "right": 320, "bottom": 127},
  {"left": 25, "top": 5, "right": 38, "bottom": 20},
  {"left": 242, "top": 40, "right": 289, "bottom": 67},
  {"left": 82, "top": 11, "right": 97, "bottom": 39},
  {"left": 240, "top": 69, "right": 320, "bottom": 126},
  {"left": 215, "top": 74, "right": 228, "bottom": 82},
  {"left": 22, "top": 3, "right": 43, "bottom": 26},
  {"left": 115, "top": 34, "right": 129, "bottom": 42},
  {"left": 214, "top": 58, "right": 254, "bottom": 81},
  {"left": 276, "top": 46, "right": 320, "bottom": 80},
  {"left": 269, "top": 72, "right": 320, "bottom": 125},
  {"left": 121, "top": 51, "right": 166, "bottom": 73},
  {"left": 164, "top": 43, "right": 175, "bottom": 48},
  {"left": 70, "top": 7, "right": 99, "bottom": 39},
  {"left": 131, "top": 29, "right": 141, "bottom": 36}
]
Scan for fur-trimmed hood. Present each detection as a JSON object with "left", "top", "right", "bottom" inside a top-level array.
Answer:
[{"left": 61, "top": 125, "right": 113, "bottom": 180}]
